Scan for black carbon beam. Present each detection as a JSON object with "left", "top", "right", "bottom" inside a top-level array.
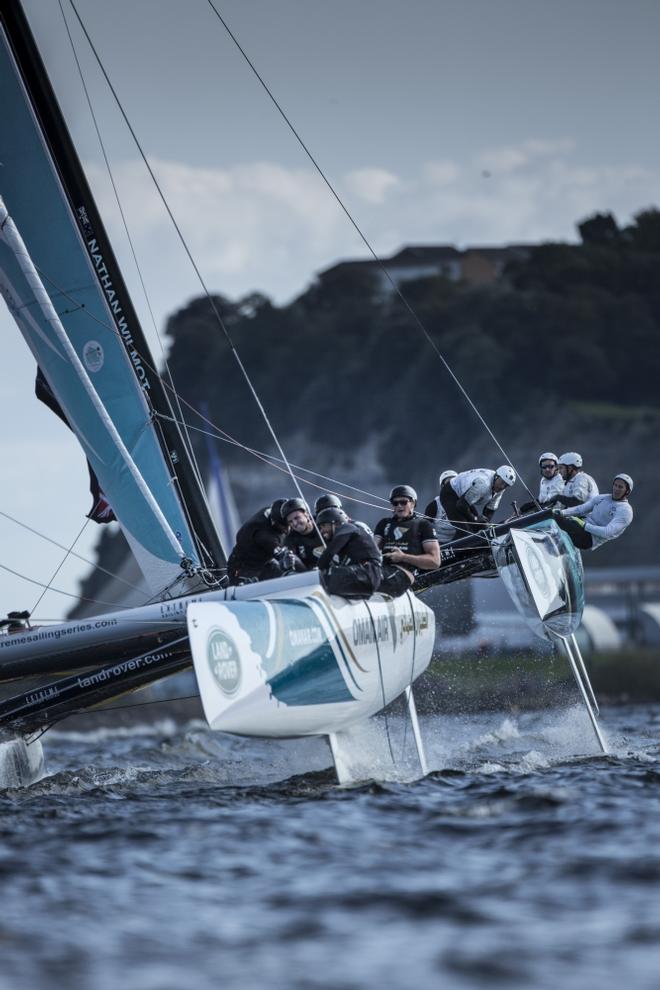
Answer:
[
  {"left": 414, "top": 509, "right": 554, "bottom": 592},
  {"left": 0, "top": 637, "right": 192, "bottom": 736}
]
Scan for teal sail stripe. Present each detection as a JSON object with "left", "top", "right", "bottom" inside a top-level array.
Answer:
[{"left": 0, "top": 24, "right": 201, "bottom": 588}]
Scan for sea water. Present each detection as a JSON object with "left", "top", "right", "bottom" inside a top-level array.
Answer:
[{"left": 1, "top": 704, "right": 659, "bottom": 990}]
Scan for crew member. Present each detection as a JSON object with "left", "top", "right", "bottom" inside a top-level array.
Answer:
[
  {"left": 520, "top": 452, "right": 565, "bottom": 512},
  {"left": 555, "top": 474, "right": 634, "bottom": 550},
  {"left": 314, "top": 493, "right": 343, "bottom": 516},
  {"left": 314, "top": 493, "right": 373, "bottom": 535},
  {"left": 316, "top": 507, "right": 382, "bottom": 598},
  {"left": 440, "top": 466, "right": 517, "bottom": 532},
  {"left": 283, "top": 497, "right": 324, "bottom": 570},
  {"left": 374, "top": 485, "right": 440, "bottom": 597},
  {"left": 424, "top": 470, "right": 458, "bottom": 543},
  {"left": 226, "top": 498, "right": 290, "bottom": 584},
  {"left": 555, "top": 452, "right": 598, "bottom": 507}
]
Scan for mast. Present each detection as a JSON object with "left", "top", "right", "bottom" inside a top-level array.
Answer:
[{"left": 0, "top": 0, "right": 226, "bottom": 573}]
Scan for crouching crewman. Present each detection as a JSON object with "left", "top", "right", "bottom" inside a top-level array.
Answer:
[{"left": 316, "top": 507, "right": 382, "bottom": 599}]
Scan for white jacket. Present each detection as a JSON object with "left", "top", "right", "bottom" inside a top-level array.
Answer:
[
  {"left": 450, "top": 469, "right": 502, "bottom": 515},
  {"left": 539, "top": 473, "right": 564, "bottom": 503},
  {"left": 561, "top": 495, "right": 633, "bottom": 549},
  {"left": 564, "top": 471, "right": 598, "bottom": 504}
]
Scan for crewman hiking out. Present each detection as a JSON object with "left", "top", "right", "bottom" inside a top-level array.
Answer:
[
  {"left": 555, "top": 452, "right": 598, "bottom": 507},
  {"left": 555, "top": 474, "right": 634, "bottom": 551},
  {"left": 316, "top": 507, "right": 382, "bottom": 598},
  {"left": 424, "top": 470, "right": 458, "bottom": 543},
  {"left": 440, "top": 466, "right": 517, "bottom": 532},
  {"left": 374, "top": 486, "right": 440, "bottom": 597}
]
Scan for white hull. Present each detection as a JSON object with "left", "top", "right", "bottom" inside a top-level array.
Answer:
[{"left": 187, "top": 578, "right": 435, "bottom": 738}]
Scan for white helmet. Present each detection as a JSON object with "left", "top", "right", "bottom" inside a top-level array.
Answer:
[
  {"left": 438, "top": 469, "right": 457, "bottom": 489},
  {"left": 495, "top": 465, "right": 516, "bottom": 487},
  {"left": 538, "top": 451, "right": 558, "bottom": 466},
  {"left": 614, "top": 473, "right": 634, "bottom": 493},
  {"left": 559, "top": 452, "right": 583, "bottom": 468}
]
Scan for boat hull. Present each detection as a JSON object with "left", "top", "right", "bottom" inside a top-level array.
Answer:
[{"left": 188, "top": 582, "right": 435, "bottom": 737}]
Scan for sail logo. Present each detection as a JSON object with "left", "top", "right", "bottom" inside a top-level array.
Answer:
[
  {"left": 207, "top": 629, "right": 241, "bottom": 696},
  {"left": 83, "top": 340, "right": 104, "bottom": 373}
]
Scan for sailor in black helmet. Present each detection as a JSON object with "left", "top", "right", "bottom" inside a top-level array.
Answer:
[
  {"left": 316, "top": 507, "right": 382, "bottom": 598},
  {"left": 314, "top": 493, "right": 374, "bottom": 535},
  {"left": 314, "top": 493, "right": 343, "bottom": 516},
  {"left": 283, "top": 497, "right": 323, "bottom": 570},
  {"left": 226, "top": 498, "right": 290, "bottom": 584},
  {"left": 374, "top": 486, "right": 440, "bottom": 598}
]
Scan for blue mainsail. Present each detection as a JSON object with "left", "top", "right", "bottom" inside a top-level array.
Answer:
[{"left": 0, "top": 6, "right": 225, "bottom": 592}]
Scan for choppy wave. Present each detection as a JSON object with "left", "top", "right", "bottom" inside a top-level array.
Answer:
[{"left": 2, "top": 705, "right": 659, "bottom": 990}]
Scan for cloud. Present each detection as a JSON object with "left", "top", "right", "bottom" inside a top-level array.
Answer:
[
  {"left": 85, "top": 141, "right": 660, "bottom": 314},
  {"left": 344, "top": 167, "right": 399, "bottom": 204}
]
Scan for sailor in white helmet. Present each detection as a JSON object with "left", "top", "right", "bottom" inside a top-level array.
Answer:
[
  {"left": 440, "top": 465, "right": 517, "bottom": 531},
  {"left": 555, "top": 474, "right": 634, "bottom": 550},
  {"left": 520, "top": 452, "right": 565, "bottom": 512},
  {"left": 556, "top": 452, "right": 599, "bottom": 507},
  {"left": 424, "top": 470, "right": 458, "bottom": 543}
]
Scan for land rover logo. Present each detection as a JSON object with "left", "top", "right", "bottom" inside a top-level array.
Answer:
[
  {"left": 207, "top": 629, "right": 241, "bottom": 696},
  {"left": 83, "top": 340, "right": 104, "bottom": 372},
  {"left": 525, "top": 545, "right": 550, "bottom": 596}
]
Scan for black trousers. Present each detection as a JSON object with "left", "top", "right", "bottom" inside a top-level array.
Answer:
[
  {"left": 379, "top": 565, "right": 413, "bottom": 598},
  {"left": 554, "top": 514, "right": 593, "bottom": 550},
  {"left": 439, "top": 486, "right": 481, "bottom": 533},
  {"left": 321, "top": 562, "right": 382, "bottom": 598}
]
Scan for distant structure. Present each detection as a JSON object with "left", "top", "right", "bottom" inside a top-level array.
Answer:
[{"left": 318, "top": 243, "right": 530, "bottom": 296}]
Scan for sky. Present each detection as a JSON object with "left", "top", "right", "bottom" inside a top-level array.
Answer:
[{"left": 1, "top": 0, "right": 660, "bottom": 620}]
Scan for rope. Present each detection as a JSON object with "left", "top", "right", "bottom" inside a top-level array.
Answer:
[
  {"left": 30, "top": 515, "right": 90, "bottom": 615},
  {"left": 0, "top": 561, "right": 141, "bottom": 611},
  {"left": 0, "top": 509, "right": 148, "bottom": 598},
  {"left": 204, "top": 0, "right": 537, "bottom": 505}
]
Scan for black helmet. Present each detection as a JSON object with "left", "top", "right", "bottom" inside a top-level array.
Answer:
[
  {"left": 316, "top": 507, "right": 346, "bottom": 527},
  {"left": 314, "top": 493, "right": 342, "bottom": 515},
  {"left": 389, "top": 484, "right": 417, "bottom": 503},
  {"left": 269, "top": 498, "right": 289, "bottom": 527},
  {"left": 282, "top": 497, "right": 309, "bottom": 520}
]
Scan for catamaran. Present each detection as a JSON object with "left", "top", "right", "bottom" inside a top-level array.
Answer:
[{"left": 0, "top": 1, "right": 605, "bottom": 787}]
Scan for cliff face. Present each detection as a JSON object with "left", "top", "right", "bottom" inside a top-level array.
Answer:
[{"left": 71, "top": 210, "right": 660, "bottom": 611}]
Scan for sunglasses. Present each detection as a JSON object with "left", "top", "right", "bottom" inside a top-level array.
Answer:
[
  {"left": 540, "top": 463, "right": 556, "bottom": 470},
  {"left": 391, "top": 498, "right": 411, "bottom": 506}
]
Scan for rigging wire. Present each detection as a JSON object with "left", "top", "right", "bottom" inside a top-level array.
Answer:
[
  {"left": 30, "top": 515, "right": 90, "bottom": 615},
  {"left": 204, "top": 1, "right": 537, "bottom": 505},
  {"left": 34, "top": 260, "right": 393, "bottom": 514},
  {"left": 0, "top": 509, "right": 149, "bottom": 598},
  {"left": 66, "top": 0, "right": 326, "bottom": 546},
  {"left": 0, "top": 560, "right": 141, "bottom": 611},
  {"left": 4, "top": 5, "right": 522, "bottom": 615}
]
